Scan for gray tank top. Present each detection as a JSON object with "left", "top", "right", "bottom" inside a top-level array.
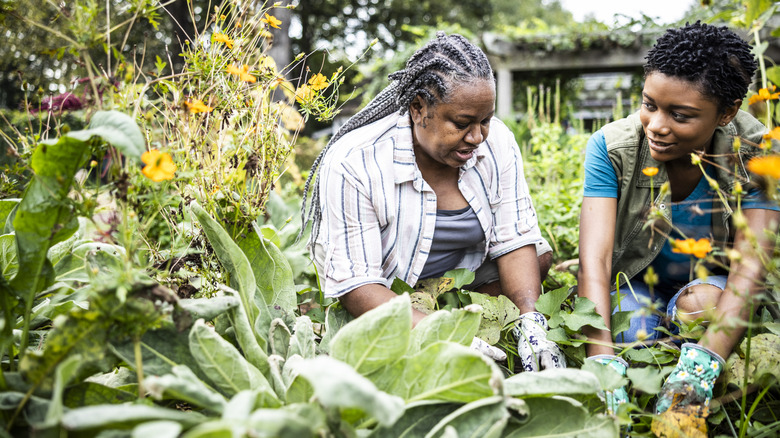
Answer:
[{"left": 419, "top": 205, "right": 485, "bottom": 280}]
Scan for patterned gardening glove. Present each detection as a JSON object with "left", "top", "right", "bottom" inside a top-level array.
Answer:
[
  {"left": 655, "top": 343, "right": 725, "bottom": 414},
  {"left": 470, "top": 337, "right": 507, "bottom": 362},
  {"left": 513, "top": 311, "right": 566, "bottom": 371},
  {"left": 587, "top": 354, "right": 629, "bottom": 415}
]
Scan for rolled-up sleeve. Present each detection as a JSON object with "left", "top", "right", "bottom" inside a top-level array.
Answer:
[
  {"left": 315, "top": 160, "right": 388, "bottom": 298},
  {"left": 486, "top": 125, "right": 546, "bottom": 259}
]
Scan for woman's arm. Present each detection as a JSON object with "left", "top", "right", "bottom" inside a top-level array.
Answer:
[
  {"left": 340, "top": 283, "right": 428, "bottom": 327},
  {"left": 700, "top": 208, "right": 780, "bottom": 358},
  {"left": 496, "top": 244, "right": 542, "bottom": 314},
  {"left": 578, "top": 196, "right": 618, "bottom": 356}
]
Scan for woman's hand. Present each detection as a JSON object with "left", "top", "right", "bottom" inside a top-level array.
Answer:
[{"left": 513, "top": 311, "right": 566, "bottom": 371}]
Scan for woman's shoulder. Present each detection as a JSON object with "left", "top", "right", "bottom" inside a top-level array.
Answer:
[
  {"left": 325, "top": 113, "right": 405, "bottom": 163},
  {"left": 601, "top": 112, "right": 643, "bottom": 149}
]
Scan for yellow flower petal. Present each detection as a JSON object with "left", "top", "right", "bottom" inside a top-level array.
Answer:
[
  {"left": 642, "top": 166, "right": 659, "bottom": 177},
  {"left": 261, "top": 13, "right": 282, "bottom": 29},
  {"left": 141, "top": 149, "right": 177, "bottom": 182},
  {"left": 746, "top": 154, "right": 780, "bottom": 179},
  {"left": 213, "top": 33, "right": 234, "bottom": 49},
  {"left": 308, "top": 73, "right": 329, "bottom": 91},
  {"left": 185, "top": 99, "right": 214, "bottom": 114}
]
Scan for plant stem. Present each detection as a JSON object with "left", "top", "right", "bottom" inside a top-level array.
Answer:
[
  {"left": 134, "top": 335, "right": 145, "bottom": 399},
  {"left": 738, "top": 300, "right": 755, "bottom": 438}
]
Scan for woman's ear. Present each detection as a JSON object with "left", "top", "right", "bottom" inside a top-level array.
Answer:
[
  {"left": 719, "top": 99, "right": 742, "bottom": 126},
  {"left": 409, "top": 96, "right": 428, "bottom": 127}
]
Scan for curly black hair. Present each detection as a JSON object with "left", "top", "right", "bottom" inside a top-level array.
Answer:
[{"left": 644, "top": 21, "right": 757, "bottom": 113}]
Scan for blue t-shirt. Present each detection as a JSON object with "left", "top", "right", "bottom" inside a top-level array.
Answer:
[{"left": 584, "top": 129, "right": 778, "bottom": 294}]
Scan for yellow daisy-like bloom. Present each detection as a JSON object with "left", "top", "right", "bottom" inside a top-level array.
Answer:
[
  {"left": 746, "top": 155, "right": 780, "bottom": 179},
  {"left": 642, "top": 166, "right": 659, "bottom": 177},
  {"left": 701, "top": 381, "right": 710, "bottom": 390},
  {"left": 677, "top": 370, "right": 689, "bottom": 379},
  {"left": 185, "top": 99, "right": 214, "bottom": 114},
  {"left": 686, "top": 349, "right": 698, "bottom": 359},
  {"left": 763, "top": 127, "right": 780, "bottom": 150},
  {"left": 261, "top": 13, "right": 282, "bottom": 29},
  {"left": 226, "top": 64, "right": 257, "bottom": 83},
  {"left": 213, "top": 33, "right": 234, "bottom": 49},
  {"left": 711, "top": 362, "right": 719, "bottom": 371},
  {"left": 672, "top": 238, "right": 713, "bottom": 259},
  {"left": 748, "top": 85, "right": 780, "bottom": 105},
  {"left": 695, "top": 364, "right": 704, "bottom": 375},
  {"left": 141, "top": 149, "right": 177, "bottom": 182},
  {"left": 295, "top": 84, "right": 316, "bottom": 104},
  {"left": 308, "top": 73, "right": 329, "bottom": 91}
]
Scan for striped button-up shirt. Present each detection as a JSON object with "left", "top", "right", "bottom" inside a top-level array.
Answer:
[{"left": 311, "top": 112, "right": 546, "bottom": 298}]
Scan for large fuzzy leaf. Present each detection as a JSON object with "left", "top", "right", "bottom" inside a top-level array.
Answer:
[
  {"left": 235, "top": 224, "right": 297, "bottom": 315},
  {"left": 426, "top": 396, "right": 509, "bottom": 438},
  {"left": 292, "top": 356, "right": 405, "bottom": 427},
  {"left": 51, "top": 110, "right": 145, "bottom": 161},
  {"left": 144, "top": 365, "right": 228, "bottom": 413},
  {"left": 468, "top": 293, "right": 520, "bottom": 345},
  {"left": 410, "top": 305, "right": 482, "bottom": 354},
  {"left": 503, "top": 397, "right": 618, "bottom": 437},
  {"left": 330, "top": 294, "right": 411, "bottom": 375},
  {"left": 505, "top": 368, "right": 602, "bottom": 397},
  {"left": 373, "top": 342, "right": 502, "bottom": 403},
  {"left": 188, "top": 319, "right": 277, "bottom": 403},
  {"left": 61, "top": 404, "right": 205, "bottom": 431},
  {"left": 368, "top": 401, "right": 460, "bottom": 438},
  {"left": 726, "top": 333, "right": 780, "bottom": 386}
]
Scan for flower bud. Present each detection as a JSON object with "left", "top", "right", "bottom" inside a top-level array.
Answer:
[
  {"left": 690, "top": 153, "right": 701, "bottom": 165},
  {"left": 732, "top": 136, "right": 741, "bottom": 152}
]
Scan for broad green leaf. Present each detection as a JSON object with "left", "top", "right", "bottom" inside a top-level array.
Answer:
[
  {"left": 581, "top": 360, "right": 628, "bottom": 392},
  {"left": 177, "top": 296, "right": 240, "bottom": 321},
  {"left": 144, "top": 365, "right": 227, "bottom": 413},
  {"left": 534, "top": 286, "right": 570, "bottom": 317},
  {"left": 11, "top": 134, "right": 88, "bottom": 297},
  {"left": 46, "top": 232, "right": 79, "bottom": 268},
  {"left": 330, "top": 294, "right": 411, "bottom": 375},
  {"left": 250, "top": 403, "right": 328, "bottom": 436},
  {"left": 53, "top": 241, "right": 124, "bottom": 282},
  {"left": 317, "top": 304, "right": 353, "bottom": 354},
  {"left": 189, "top": 319, "right": 277, "bottom": 402},
  {"left": 611, "top": 311, "right": 632, "bottom": 336},
  {"left": 503, "top": 397, "right": 618, "bottom": 437},
  {"left": 442, "top": 268, "right": 476, "bottom": 290},
  {"left": 292, "top": 356, "right": 405, "bottom": 427},
  {"left": 0, "top": 199, "right": 19, "bottom": 233},
  {"left": 223, "top": 390, "right": 256, "bottom": 421},
  {"left": 132, "top": 421, "right": 182, "bottom": 438},
  {"left": 624, "top": 347, "right": 675, "bottom": 365},
  {"left": 505, "top": 368, "right": 602, "bottom": 397},
  {"left": 236, "top": 223, "right": 296, "bottom": 314},
  {"left": 269, "top": 318, "right": 291, "bottom": 359},
  {"left": 562, "top": 297, "right": 608, "bottom": 331},
  {"left": 374, "top": 342, "right": 501, "bottom": 403},
  {"left": 190, "top": 202, "right": 268, "bottom": 369},
  {"left": 726, "top": 333, "right": 780, "bottom": 386},
  {"left": 766, "top": 66, "right": 780, "bottom": 90},
  {"left": 626, "top": 366, "right": 664, "bottom": 394},
  {"left": 282, "top": 355, "right": 314, "bottom": 404},
  {"left": 61, "top": 404, "right": 205, "bottom": 431},
  {"left": 288, "top": 315, "right": 316, "bottom": 359},
  {"left": 410, "top": 305, "right": 481, "bottom": 353},
  {"left": 51, "top": 110, "right": 145, "bottom": 161},
  {"left": 64, "top": 382, "right": 136, "bottom": 408},
  {"left": 180, "top": 421, "right": 233, "bottom": 438},
  {"left": 391, "top": 277, "right": 415, "bottom": 294},
  {"left": 44, "top": 354, "right": 82, "bottom": 426},
  {"left": 0, "top": 391, "right": 51, "bottom": 425},
  {"left": 426, "top": 396, "right": 508, "bottom": 438},
  {"left": 468, "top": 293, "right": 520, "bottom": 345},
  {"left": 0, "top": 234, "right": 18, "bottom": 280},
  {"left": 368, "top": 401, "right": 459, "bottom": 438}
]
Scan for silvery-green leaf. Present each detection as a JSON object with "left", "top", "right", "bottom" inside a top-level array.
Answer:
[
  {"left": 502, "top": 397, "right": 618, "bottom": 437},
  {"left": 131, "top": 421, "right": 181, "bottom": 438},
  {"left": 368, "top": 401, "right": 458, "bottom": 438},
  {"left": 270, "top": 318, "right": 291, "bottom": 358},
  {"left": 581, "top": 360, "right": 628, "bottom": 392},
  {"left": 177, "top": 296, "right": 240, "bottom": 321},
  {"left": 144, "top": 365, "right": 226, "bottom": 413},
  {"left": 291, "top": 356, "right": 405, "bottom": 427},
  {"left": 626, "top": 366, "right": 664, "bottom": 394},
  {"left": 468, "top": 293, "right": 520, "bottom": 345},
  {"left": 282, "top": 355, "right": 313, "bottom": 404},
  {"left": 289, "top": 315, "right": 315, "bottom": 359},
  {"left": 330, "top": 294, "right": 411, "bottom": 375},
  {"left": 505, "top": 368, "right": 602, "bottom": 397},
  {"left": 61, "top": 404, "right": 205, "bottom": 430},
  {"left": 425, "top": 396, "right": 508, "bottom": 438},
  {"left": 43, "top": 355, "right": 82, "bottom": 426},
  {"left": 410, "top": 306, "right": 481, "bottom": 354}
]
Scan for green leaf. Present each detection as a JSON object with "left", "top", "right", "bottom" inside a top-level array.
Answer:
[
  {"left": 503, "top": 397, "right": 618, "bottom": 437},
  {"left": 53, "top": 241, "right": 124, "bottom": 282},
  {"left": 144, "top": 365, "right": 228, "bottom": 413},
  {"left": 269, "top": 318, "right": 291, "bottom": 359},
  {"left": 110, "top": 326, "right": 208, "bottom": 383},
  {"left": 726, "top": 333, "right": 780, "bottom": 386},
  {"left": 44, "top": 354, "right": 82, "bottom": 426},
  {"left": 390, "top": 277, "right": 415, "bottom": 294},
  {"left": 317, "top": 304, "right": 353, "bottom": 354},
  {"left": 0, "top": 233, "right": 18, "bottom": 280},
  {"left": 426, "top": 396, "right": 509, "bottom": 438},
  {"left": 249, "top": 403, "right": 328, "bottom": 436},
  {"left": 368, "top": 401, "right": 459, "bottom": 438},
  {"left": 468, "top": 293, "right": 520, "bottom": 345},
  {"left": 190, "top": 202, "right": 268, "bottom": 369},
  {"left": 61, "top": 404, "right": 205, "bottom": 431},
  {"left": 505, "top": 368, "right": 602, "bottom": 397},
  {"left": 288, "top": 315, "right": 316, "bottom": 359},
  {"left": 410, "top": 306, "right": 481, "bottom": 353},
  {"left": 610, "top": 311, "right": 632, "bottom": 336},
  {"left": 442, "top": 268, "right": 476, "bottom": 290},
  {"left": 534, "top": 286, "right": 570, "bottom": 317},
  {"left": 626, "top": 366, "right": 664, "bottom": 394},
  {"left": 766, "top": 66, "right": 780, "bottom": 89},
  {"left": 235, "top": 224, "right": 297, "bottom": 315},
  {"left": 64, "top": 382, "right": 136, "bottom": 408},
  {"left": 581, "top": 360, "right": 628, "bottom": 392},
  {"left": 292, "top": 356, "right": 405, "bottom": 427},
  {"left": 330, "top": 294, "right": 411, "bottom": 375},
  {"left": 188, "top": 319, "right": 277, "bottom": 401},
  {"left": 54, "top": 110, "right": 145, "bottom": 161},
  {"left": 132, "top": 421, "right": 182, "bottom": 438},
  {"left": 0, "top": 199, "right": 19, "bottom": 232},
  {"left": 373, "top": 342, "right": 501, "bottom": 403},
  {"left": 282, "top": 355, "right": 314, "bottom": 404},
  {"left": 177, "top": 296, "right": 240, "bottom": 321},
  {"left": 561, "top": 297, "right": 608, "bottom": 331}
]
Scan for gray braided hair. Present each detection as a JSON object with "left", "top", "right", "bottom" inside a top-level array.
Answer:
[{"left": 298, "top": 32, "right": 494, "bottom": 247}]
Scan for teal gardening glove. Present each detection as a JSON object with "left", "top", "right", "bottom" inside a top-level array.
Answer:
[
  {"left": 656, "top": 343, "right": 725, "bottom": 414},
  {"left": 587, "top": 354, "right": 629, "bottom": 415}
]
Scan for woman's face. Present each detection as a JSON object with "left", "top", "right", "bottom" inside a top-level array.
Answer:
[
  {"left": 410, "top": 79, "right": 496, "bottom": 170},
  {"left": 640, "top": 72, "right": 738, "bottom": 164}
]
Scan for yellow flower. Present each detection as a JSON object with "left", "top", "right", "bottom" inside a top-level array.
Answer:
[
  {"left": 261, "top": 13, "right": 282, "bottom": 29},
  {"left": 746, "top": 154, "right": 780, "bottom": 179},
  {"left": 226, "top": 64, "right": 257, "bottom": 83},
  {"left": 671, "top": 238, "right": 712, "bottom": 259},
  {"left": 308, "top": 73, "right": 329, "bottom": 91},
  {"left": 763, "top": 127, "right": 780, "bottom": 142},
  {"left": 295, "top": 84, "right": 315, "bottom": 104},
  {"left": 642, "top": 166, "right": 659, "bottom": 177},
  {"left": 185, "top": 99, "right": 214, "bottom": 114},
  {"left": 748, "top": 85, "right": 780, "bottom": 105},
  {"left": 141, "top": 149, "right": 177, "bottom": 182},
  {"left": 258, "top": 55, "right": 278, "bottom": 74},
  {"left": 213, "top": 33, "right": 233, "bottom": 49}
]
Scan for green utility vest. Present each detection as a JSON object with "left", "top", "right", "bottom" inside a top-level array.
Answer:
[{"left": 600, "top": 110, "right": 768, "bottom": 290}]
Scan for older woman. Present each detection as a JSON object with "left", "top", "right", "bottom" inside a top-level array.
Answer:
[{"left": 300, "top": 32, "right": 564, "bottom": 370}]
